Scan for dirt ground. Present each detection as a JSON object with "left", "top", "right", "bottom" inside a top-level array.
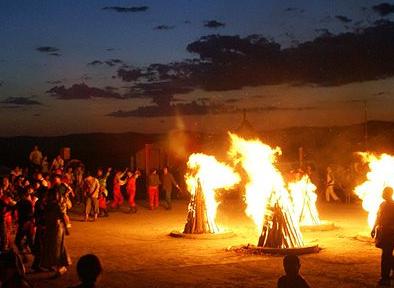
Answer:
[{"left": 26, "top": 199, "right": 380, "bottom": 288}]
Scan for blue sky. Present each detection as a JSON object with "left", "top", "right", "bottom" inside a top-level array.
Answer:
[{"left": 0, "top": 0, "right": 393, "bottom": 136}]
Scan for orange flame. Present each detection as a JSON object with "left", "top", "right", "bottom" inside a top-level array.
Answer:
[
  {"left": 228, "top": 133, "right": 304, "bottom": 246},
  {"left": 288, "top": 175, "right": 321, "bottom": 226},
  {"left": 354, "top": 152, "right": 394, "bottom": 228},
  {"left": 185, "top": 153, "right": 240, "bottom": 232}
]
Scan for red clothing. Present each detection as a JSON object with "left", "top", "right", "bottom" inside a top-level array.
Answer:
[
  {"left": 127, "top": 177, "right": 137, "bottom": 207},
  {"left": 148, "top": 186, "right": 159, "bottom": 209},
  {"left": 111, "top": 181, "right": 123, "bottom": 208}
]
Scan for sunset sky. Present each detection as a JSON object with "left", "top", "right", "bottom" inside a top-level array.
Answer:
[{"left": 1, "top": 0, "right": 394, "bottom": 136}]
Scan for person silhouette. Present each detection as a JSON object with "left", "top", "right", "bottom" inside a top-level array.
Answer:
[
  {"left": 69, "top": 254, "right": 102, "bottom": 288},
  {"left": 371, "top": 187, "right": 394, "bottom": 286},
  {"left": 277, "top": 255, "right": 310, "bottom": 288}
]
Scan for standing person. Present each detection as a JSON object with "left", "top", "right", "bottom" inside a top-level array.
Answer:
[
  {"left": 0, "top": 188, "right": 15, "bottom": 252},
  {"left": 40, "top": 189, "right": 71, "bottom": 277},
  {"left": 51, "top": 155, "right": 65, "bottom": 172},
  {"left": 161, "top": 167, "right": 180, "bottom": 210},
  {"left": 29, "top": 145, "right": 43, "bottom": 172},
  {"left": 148, "top": 169, "right": 161, "bottom": 210},
  {"left": 74, "top": 166, "right": 84, "bottom": 204},
  {"left": 84, "top": 176, "right": 100, "bottom": 222},
  {"left": 111, "top": 170, "right": 126, "bottom": 209},
  {"left": 97, "top": 167, "right": 111, "bottom": 217},
  {"left": 126, "top": 170, "right": 140, "bottom": 213},
  {"left": 325, "top": 166, "right": 339, "bottom": 202},
  {"left": 277, "top": 255, "right": 310, "bottom": 288},
  {"left": 51, "top": 174, "right": 73, "bottom": 229},
  {"left": 31, "top": 183, "right": 47, "bottom": 272},
  {"left": 41, "top": 156, "right": 49, "bottom": 174},
  {"left": 371, "top": 187, "right": 394, "bottom": 286},
  {"left": 14, "top": 189, "right": 35, "bottom": 255}
]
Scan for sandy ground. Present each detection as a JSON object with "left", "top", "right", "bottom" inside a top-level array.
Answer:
[{"left": 25, "top": 199, "right": 381, "bottom": 288}]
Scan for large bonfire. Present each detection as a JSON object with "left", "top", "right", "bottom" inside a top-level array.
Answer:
[
  {"left": 180, "top": 133, "right": 320, "bottom": 250},
  {"left": 354, "top": 152, "right": 394, "bottom": 228},
  {"left": 229, "top": 133, "right": 304, "bottom": 248},
  {"left": 183, "top": 153, "right": 240, "bottom": 234}
]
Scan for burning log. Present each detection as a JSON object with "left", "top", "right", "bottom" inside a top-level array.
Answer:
[
  {"left": 183, "top": 180, "right": 218, "bottom": 234},
  {"left": 258, "top": 202, "right": 304, "bottom": 248}
]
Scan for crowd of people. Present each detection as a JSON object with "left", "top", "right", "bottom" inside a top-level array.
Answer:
[{"left": 0, "top": 145, "right": 181, "bottom": 285}]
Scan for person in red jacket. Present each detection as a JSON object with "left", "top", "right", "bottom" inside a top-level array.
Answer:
[
  {"left": 126, "top": 170, "right": 140, "bottom": 213},
  {"left": 148, "top": 169, "right": 161, "bottom": 210},
  {"left": 111, "top": 170, "right": 126, "bottom": 209}
]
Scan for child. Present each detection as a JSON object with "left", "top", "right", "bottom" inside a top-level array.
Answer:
[{"left": 277, "top": 255, "right": 310, "bottom": 288}]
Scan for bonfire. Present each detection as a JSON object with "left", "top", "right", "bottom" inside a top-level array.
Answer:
[
  {"left": 354, "top": 152, "right": 394, "bottom": 228},
  {"left": 183, "top": 153, "right": 240, "bottom": 234},
  {"left": 288, "top": 175, "right": 321, "bottom": 226},
  {"left": 229, "top": 133, "right": 304, "bottom": 248}
]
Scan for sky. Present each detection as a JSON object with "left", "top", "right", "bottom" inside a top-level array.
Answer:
[{"left": 0, "top": 0, "right": 394, "bottom": 136}]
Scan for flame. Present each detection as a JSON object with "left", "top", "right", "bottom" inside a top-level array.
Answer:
[
  {"left": 288, "top": 175, "right": 321, "bottom": 226},
  {"left": 185, "top": 153, "right": 240, "bottom": 232},
  {"left": 354, "top": 152, "right": 394, "bottom": 228},
  {"left": 228, "top": 133, "right": 304, "bottom": 247}
]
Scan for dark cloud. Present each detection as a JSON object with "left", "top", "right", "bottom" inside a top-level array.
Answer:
[
  {"left": 284, "top": 7, "right": 305, "bottom": 13},
  {"left": 335, "top": 15, "right": 352, "bottom": 23},
  {"left": 88, "top": 60, "right": 103, "bottom": 66},
  {"left": 106, "top": 48, "right": 115, "bottom": 51},
  {"left": 46, "top": 80, "right": 62, "bottom": 84},
  {"left": 373, "top": 3, "right": 394, "bottom": 16},
  {"left": 117, "top": 68, "right": 145, "bottom": 82},
  {"left": 88, "top": 59, "right": 124, "bottom": 67},
  {"left": 184, "top": 20, "right": 191, "bottom": 24},
  {"left": 102, "top": 6, "right": 149, "bottom": 13},
  {"left": 0, "top": 81, "right": 3, "bottom": 87},
  {"left": 154, "top": 25, "right": 175, "bottom": 30},
  {"left": 49, "top": 52, "right": 61, "bottom": 57},
  {"left": 36, "top": 46, "right": 59, "bottom": 53},
  {"left": 0, "top": 97, "right": 42, "bottom": 106},
  {"left": 204, "top": 20, "right": 225, "bottom": 28},
  {"left": 107, "top": 102, "right": 316, "bottom": 118},
  {"left": 47, "top": 83, "right": 123, "bottom": 100}
]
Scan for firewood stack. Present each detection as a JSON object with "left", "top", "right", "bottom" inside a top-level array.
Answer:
[
  {"left": 258, "top": 202, "right": 304, "bottom": 248},
  {"left": 183, "top": 180, "right": 219, "bottom": 234}
]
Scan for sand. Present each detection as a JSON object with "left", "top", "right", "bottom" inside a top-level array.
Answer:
[{"left": 26, "top": 199, "right": 380, "bottom": 288}]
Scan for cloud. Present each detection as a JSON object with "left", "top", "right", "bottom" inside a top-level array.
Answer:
[
  {"left": 106, "top": 48, "right": 115, "bottom": 51},
  {"left": 47, "top": 83, "right": 123, "bottom": 100},
  {"left": 0, "top": 97, "right": 42, "bottom": 106},
  {"left": 0, "top": 81, "right": 3, "bottom": 87},
  {"left": 117, "top": 68, "right": 145, "bottom": 81},
  {"left": 335, "top": 15, "right": 352, "bottom": 23},
  {"left": 204, "top": 20, "right": 225, "bottom": 28},
  {"left": 88, "top": 60, "right": 103, "bottom": 66},
  {"left": 88, "top": 59, "right": 124, "bottom": 67},
  {"left": 36, "top": 46, "right": 59, "bottom": 53},
  {"left": 46, "top": 80, "right": 62, "bottom": 84},
  {"left": 49, "top": 52, "right": 61, "bottom": 57},
  {"left": 102, "top": 6, "right": 149, "bottom": 13},
  {"left": 107, "top": 102, "right": 316, "bottom": 118},
  {"left": 154, "top": 25, "right": 175, "bottom": 30},
  {"left": 373, "top": 3, "right": 394, "bottom": 16}
]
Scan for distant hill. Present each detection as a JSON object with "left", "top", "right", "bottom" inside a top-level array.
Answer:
[{"left": 1, "top": 121, "right": 393, "bottom": 171}]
